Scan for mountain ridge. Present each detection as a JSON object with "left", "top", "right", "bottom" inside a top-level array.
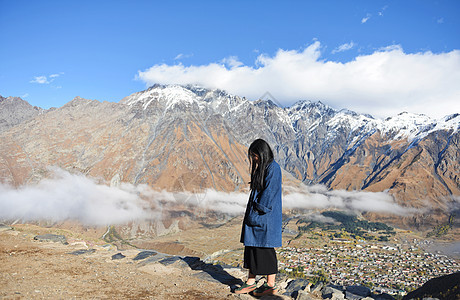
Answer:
[{"left": 1, "top": 85, "right": 458, "bottom": 222}]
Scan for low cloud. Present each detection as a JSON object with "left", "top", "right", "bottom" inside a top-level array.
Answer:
[
  {"left": 0, "top": 169, "right": 420, "bottom": 227},
  {"left": 0, "top": 168, "right": 154, "bottom": 226},
  {"left": 283, "top": 184, "right": 419, "bottom": 216},
  {"left": 137, "top": 41, "right": 460, "bottom": 119}
]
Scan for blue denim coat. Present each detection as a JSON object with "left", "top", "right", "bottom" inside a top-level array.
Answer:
[{"left": 240, "top": 161, "right": 282, "bottom": 248}]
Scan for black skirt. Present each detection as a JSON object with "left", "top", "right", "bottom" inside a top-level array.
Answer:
[{"left": 243, "top": 246, "right": 278, "bottom": 275}]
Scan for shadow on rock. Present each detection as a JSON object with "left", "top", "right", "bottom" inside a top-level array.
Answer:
[{"left": 181, "top": 256, "right": 244, "bottom": 287}]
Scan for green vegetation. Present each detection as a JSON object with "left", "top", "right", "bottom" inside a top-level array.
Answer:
[
  {"left": 297, "top": 211, "right": 395, "bottom": 241},
  {"left": 310, "top": 269, "right": 330, "bottom": 285},
  {"left": 103, "top": 225, "right": 135, "bottom": 247},
  {"left": 427, "top": 213, "right": 455, "bottom": 238},
  {"left": 280, "top": 266, "right": 330, "bottom": 284}
]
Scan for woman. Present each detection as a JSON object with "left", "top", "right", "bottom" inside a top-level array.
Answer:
[{"left": 235, "top": 139, "right": 282, "bottom": 296}]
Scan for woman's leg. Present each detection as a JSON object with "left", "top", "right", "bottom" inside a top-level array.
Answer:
[
  {"left": 253, "top": 273, "right": 278, "bottom": 296},
  {"left": 266, "top": 273, "right": 276, "bottom": 287},
  {"left": 246, "top": 271, "right": 256, "bottom": 284}
]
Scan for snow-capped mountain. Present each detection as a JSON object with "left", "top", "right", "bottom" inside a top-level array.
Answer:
[{"left": 1, "top": 84, "right": 459, "bottom": 218}]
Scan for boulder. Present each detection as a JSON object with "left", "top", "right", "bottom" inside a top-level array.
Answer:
[
  {"left": 346, "top": 285, "right": 371, "bottom": 298},
  {"left": 112, "top": 253, "right": 126, "bottom": 260},
  {"left": 34, "top": 234, "right": 67, "bottom": 244},
  {"left": 331, "top": 291, "right": 345, "bottom": 300},
  {"left": 283, "top": 279, "right": 311, "bottom": 298},
  {"left": 133, "top": 251, "right": 157, "bottom": 261},
  {"left": 68, "top": 249, "right": 96, "bottom": 255},
  {"left": 403, "top": 272, "right": 460, "bottom": 300},
  {"left": 296, "top": 289, "right": 315, "bottom": 300},
  {"left": 311, "top": 282, "right": 323, "bottom": 294},
  {"left": 323, "top": 285, "right": 344, "bottom": 298},
  {"left": 0, "top": 224, "right": 13, "bottom": 231}
]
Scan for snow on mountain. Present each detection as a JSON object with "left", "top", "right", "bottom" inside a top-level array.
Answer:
[
  {"left": 2, "top": 84, "right": 458, "bottom": 216},
  {"left": 121, "top": 84, "right": 206, "bottom": 110},
  {"left": 121, "top": 84, "right": 459, "bottom": 145}
]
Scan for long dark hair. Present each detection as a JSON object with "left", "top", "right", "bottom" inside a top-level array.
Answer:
[{"left": 248, "top": 139, "right": 274, "bottom": 192}]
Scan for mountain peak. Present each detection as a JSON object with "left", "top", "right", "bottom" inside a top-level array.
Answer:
[{"left": 0, "top": 96, "right": 45, "bottom": 133}]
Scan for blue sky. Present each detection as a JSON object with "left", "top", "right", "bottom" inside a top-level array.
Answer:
[{"left": 1, "top": 0, "right": 459, "bottom": 118}]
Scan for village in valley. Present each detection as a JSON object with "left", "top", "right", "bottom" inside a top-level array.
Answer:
[
  {"left": 277, "top": 240, "right": 458, "bottom": 295},
  {"left": 275, "top": 210, "right": 459, "bottom": 296}
]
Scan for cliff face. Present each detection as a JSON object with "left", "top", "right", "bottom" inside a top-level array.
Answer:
[
  {"left": 320, "top": 130, "right": 460, "bottom": 208},
  {"left": 0, "top": 85, "right": 459, "bottom": 214},
  {"left": 0, "top": 95, "right": 45, "bottom": 133}
]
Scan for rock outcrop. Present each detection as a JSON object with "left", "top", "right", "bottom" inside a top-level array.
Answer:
[{"left": 0, "top": 95, "right": 45, "bottom": 133}]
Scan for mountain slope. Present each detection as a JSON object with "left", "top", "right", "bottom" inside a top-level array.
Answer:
[
  {"left": 0, "top": 95, "right": 45, "bottom": 133},
  {"left": 0, "top": 85, "right": 458, "bottom": 215}
]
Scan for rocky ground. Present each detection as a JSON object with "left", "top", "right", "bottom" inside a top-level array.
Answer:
[
  {"left": 2, "top": 223, "right": 456, "bottom": 300},
  {"left": 0, "top": 224, "right": 245, "bottom": 299}
]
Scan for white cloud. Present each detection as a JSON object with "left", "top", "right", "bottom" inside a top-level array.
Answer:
[
  {"left": 221, "top": 56, "right": 244, "bottom": 68},
  {"left": 0, "top": 169, "right": 420, "bottom": 226},
  {"left": 30, "top": 76, "right": 49, "bottom": 84},
  {"left": 0, "top": 168, "right": 154, "bottom": 226},
  {"left": 174, "top": 53, "right": 193, "bottom": 60},
  {"left": 361, "top": 13, "right": 372, "bottom": 23},
  {"left": 283, "top": 184, "right": 420, "bottom": 216},
  {"left": 137, "top": 41, "right": 460, "bottom": 119},
  {"left": 378, "top": 5, "right": 388, "bottom": 17},
  {"left": 332, "top": 42, "right": 356, "bottom": 54},
  {"left": 30, "top": 72, "right": 63, "bottom": 85}
]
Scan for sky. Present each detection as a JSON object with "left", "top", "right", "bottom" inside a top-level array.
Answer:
[{"left": 1, "top": 0, "right": 459, "bottom": 119}]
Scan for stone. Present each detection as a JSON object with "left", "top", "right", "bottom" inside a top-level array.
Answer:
[
  {"left": 34, "top": 234, "right": 67, "bottom": 244},
  {"left": 0, "top": 224, "right": 13, "bottom": 231},
  {"left": 310, "top": 282, "right": 323, "bottom": 294},
  {"left": 346, "top": 285, "right": 371, "bottom": 298},
  {"left": 283, "top": 279, "right": 311, "bottom": 299},
  {"left": 133, "top": 251, "right": 157, "bottom": 261},
  {"left": 191, "top": 259, "right": 242, "bottom": 285},
  {"left": 277, "top": 278, "right": 293, "bottom": 293},
  {"left": 331, "top": 291, "right": 345, "bottom": 300},
  {"left": 112, "top": 253, "right": 126, "bottom": 260},
  {"left": 345, "top": 291, "right": 364, "bottom": 300},
  {"left": 193, "top": 269, "right": 241, "bottom": 285},
  {"left": 260, "top": 295, "right": 292, "bottom": 300},
  {"left": 158, "top": 256, "right": 190, "bottom": 269},
  {"left": 182, "top": 256, "right": 203, "bottom": 269},
  {"left": 323, "top": 285, "right": 344, "bottom": 299},
  {"left": 68, "top": 249, "right": 96, "bottom": 255},
  {"left": 136, "top": 252, "right": 172, "bottom": 267},
  {"left": 232, "top": 293, "right": 253, "bottom": 299},
  {"left": 296, "top": 289, "right": 314, "bottom": 300},
  {"left": 373, "top": 293, "right": 395, "bottom": 300}
]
